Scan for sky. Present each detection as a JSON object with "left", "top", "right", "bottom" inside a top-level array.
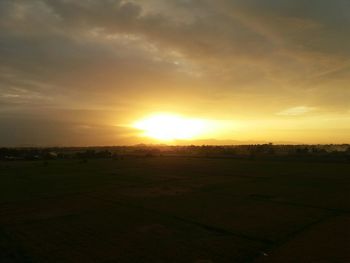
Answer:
[{"left": 0, "top": 0, "right": 350, "bottom": 146}]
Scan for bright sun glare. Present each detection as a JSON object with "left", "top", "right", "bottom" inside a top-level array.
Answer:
[{"left": 133, "top": 114, "right": 208, "bottom": 141}]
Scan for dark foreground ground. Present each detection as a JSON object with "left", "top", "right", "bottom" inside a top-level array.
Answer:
[{"left": 0, "top": 157, "right": 349, "bottom": 263}]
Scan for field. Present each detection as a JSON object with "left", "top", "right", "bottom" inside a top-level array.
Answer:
[{"left": 0, "top": 157, "right": 349, "bottom": 262}]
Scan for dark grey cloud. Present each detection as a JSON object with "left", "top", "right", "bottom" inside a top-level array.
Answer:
[
  {"left": 0, "top": 108, "right": 139, "bottom": 146},
  {"left": 2, "top": 0, "right": 348, "bottom": 87}
]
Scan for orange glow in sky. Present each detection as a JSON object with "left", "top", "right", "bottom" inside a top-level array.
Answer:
[{"left": 133, "top": 113, "right": 210, "bottom": 141}]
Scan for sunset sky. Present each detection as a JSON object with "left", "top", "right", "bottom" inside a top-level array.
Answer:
[{"left": 1, "top": 0, "right": 350, "bottom": 146}]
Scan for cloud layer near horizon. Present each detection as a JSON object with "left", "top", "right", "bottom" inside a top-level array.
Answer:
[{"left": 1, "top": 0, "right": 350, "bottom": 145}]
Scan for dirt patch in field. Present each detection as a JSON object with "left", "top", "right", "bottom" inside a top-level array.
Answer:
[
  {"left": 120, "top": 185, "right": 197, "bottom": 197},
  {"left": 254, "top": 215, "right": 350, "bottom": 263},
  {"left": 138, "top": 224, "right": 173, "bottom": 236}
]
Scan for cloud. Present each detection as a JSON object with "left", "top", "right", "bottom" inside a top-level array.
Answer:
[
  {"left": 2, "top": 0, "right": 350, "bottom": 90},
  {"left": 277, "top": 106, "right": 317, "bottom": 116},
  {"left": 0, "top": 108, "right": 139, "bottom": 146}
]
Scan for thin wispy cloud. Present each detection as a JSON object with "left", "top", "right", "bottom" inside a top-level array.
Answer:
[{"left": 277, "top": 106, "right": 317, "bottom": 116}]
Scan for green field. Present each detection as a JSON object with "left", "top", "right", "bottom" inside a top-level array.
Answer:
[{"left": 0, "top": 157, "right": 349, "bottom": 262}]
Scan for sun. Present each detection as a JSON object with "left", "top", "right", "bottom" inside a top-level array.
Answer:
[{"left": 133, "top": 113, "right": 208, "bottom": 141}]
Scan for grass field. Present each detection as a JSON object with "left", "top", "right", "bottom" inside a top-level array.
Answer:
[{"left": 0, "top": 157, "right": 349, "bottom": 262}]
